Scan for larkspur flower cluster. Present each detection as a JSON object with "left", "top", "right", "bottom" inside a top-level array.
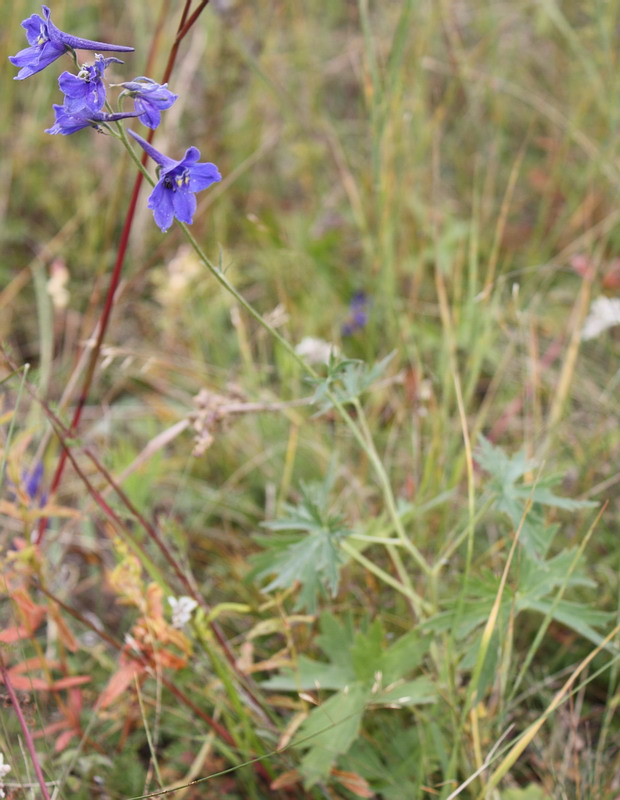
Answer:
[{"left": 10, "top": 5, "right": 221, "bottom": 232}]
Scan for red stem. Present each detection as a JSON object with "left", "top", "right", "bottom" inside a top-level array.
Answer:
[
  {"left": 0, "top": 655, "right": 53, "bottom": 800},
  {"left": 36, "top": 0, "right": 211, "bottom": 545}
]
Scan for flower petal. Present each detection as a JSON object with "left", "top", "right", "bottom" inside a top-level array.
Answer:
[
  {"left": 21, "top": 13, "right": 47, "bottom": 46},
  {"left": 148, "top": 181, "right": 175, "bottom": 232},
  {"left": 188, "top": 162, "right": 222, "bottom": 192},
  {"left": 134, "top": 98, "right": 160, "bottom": 130},
  {"left": 180, "top": 146, "right": 201, "bottom": 166},
  {"left": 9, "top": 40, "right": 65, "bottom": 79},
  {"left": 171, "top": 188, "right": 197, "bottom": 225},
  {"left": 58, "top": 71, "right": 88, "bottom": 98},
  {"left": 45, "top": 104, "right": 90, "bottom": 135}
]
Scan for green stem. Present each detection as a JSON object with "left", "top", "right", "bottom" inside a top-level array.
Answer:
[{"left": 353, "top": 399, "right": 432, "bottom": 575}]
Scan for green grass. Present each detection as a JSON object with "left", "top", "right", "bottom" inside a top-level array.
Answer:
[{"left": 2, "top": 1, "right": 620, "bottom": 798}]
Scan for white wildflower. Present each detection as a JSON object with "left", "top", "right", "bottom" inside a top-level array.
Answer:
[
  {"left": 295, "top": 336, "right": 340, "bottom": 365},
  {"left": 0, "top": 751, "right": 11, "bottom": 799},
  {"left": 168, "top": 596, "right": 198, "bottom": 629},
  {"left": 581, "top": 296, "right": 620, "bottom": 341}
]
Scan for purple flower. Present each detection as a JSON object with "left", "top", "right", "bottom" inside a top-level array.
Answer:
[
  {"left": 342, "top": 291, "right": 369, "bottom": 336},
  {"left": 22, "top": 462, "right": 45, "bottom": 501},
  {"left": 9, "top": 5, "right": 134, "bottom": 81},
  {"left": 45, "top": 104, "right": 140, "bottom": 135},
  {"left": 119, "top": 77, "right": 178, "bottom": 130},
  {"left": 128, "top": 129, "right": 221, "bottom": 232},
  {"left": 59, "top": 54, "right": 123, "bottom": 113}
]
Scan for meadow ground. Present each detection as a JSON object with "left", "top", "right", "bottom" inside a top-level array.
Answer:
[{"left": 2, "top": 1, "right": 620, "bottom": 798}]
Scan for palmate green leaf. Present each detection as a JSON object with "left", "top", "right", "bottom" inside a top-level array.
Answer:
[
  {"left": 263, "top": 614, "right": 431, "bottom": 691},
  {"left": 295, "top": 683, "right": 369, "bottom": 786},
  {"left": 475, "top": 436, "right": 596, "bottom": 558},
  {"left": 475, "top": 435, "right": 537, "bottom": 489},
  {"left": 519, "top": 547, "right": 595, "bottom": 599},
  {"left": 252, "top": 482, "right": 351, "bottom": 612},
  {"left": 304, "top": 613, "right": 430, "bottom": 687},
  {"left": 475, "top": 437, "right": 597, "bottom": 516},
  {"left": 262, "top": 613, "right": 434, "bottom": 785},
  {"left": 295, "top": 678, "right": 437, "bottom": 786}
]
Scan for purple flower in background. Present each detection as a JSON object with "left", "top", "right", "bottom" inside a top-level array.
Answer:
[
  {"left": 128, "top": 129, "right": 221, "bottom": 232},
  {"left": 22, "top": 462, "right": 44, "bottom": 501},
  {"left": 46, "top": 104, "right": 140, "bottom": 135},
  {"left": 58, "top": 54, "right": 123, "bottom": 113},
  {"left": 9, "top": 5, "right": 134, "bottom": 81},
  {"left": 342, "top": 291, "right": 369, "bottom": 336},
  {"left": 119, "top": 77, "right": 178, "bottom": 129},
  {"left": 20, "top": 462, "right": 47, "bottom": 507}
]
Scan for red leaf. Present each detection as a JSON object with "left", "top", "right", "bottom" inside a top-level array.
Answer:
[{"left": 48, "top": 675, "right": 91, "bottom": 691}]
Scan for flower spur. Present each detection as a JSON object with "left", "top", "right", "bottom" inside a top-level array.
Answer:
[{"left": 9, "top": 5, "right": 134, "bottom": 80}]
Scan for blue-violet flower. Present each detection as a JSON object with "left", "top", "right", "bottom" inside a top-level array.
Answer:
[
  {"left": 22, "top": 462, "right": 45, "bottom": 502},
  {"left": 58, "top": 54, "right": 123, "bottom": 113},
  {"left": 119, "top": 77, "right": 178, "bottom": 130},
  {"left": 342, "top": 291, "right": 369, "bottom": 336},
  {"left": 128, "top": 129, "right": 221, "bottom": 232},
  {"left": 9, "top": 5, "right": 134, "bottom": 81},
  {"left": 46, "top": 105, "right": 140, "bottom": 135}
]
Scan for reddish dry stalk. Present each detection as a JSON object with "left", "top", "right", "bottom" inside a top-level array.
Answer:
[
  {"left": 0, "top": 655, "right": 52, "bottom": 800},
  {"left": 36, "top": 0, "right": 211, "bottom": 545}
]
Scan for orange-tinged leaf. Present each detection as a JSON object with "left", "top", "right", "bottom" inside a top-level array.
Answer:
[
  {"left": 0, "top": 624, "right": 31, "bottom": 643},
  {"left": 49, "top": 675, "right": 91, "bottom": 690},
  {"left": 270, "top": 769, "right": 302, "bottom": 790},
  {"left": 11, "top": 588, "right": 46, "bottom": 633},
  {"left": 153, "top": 649, "right": 187, "bottom": 670},
  {"left": 9, "top": 656, "right": 60, "bottom": 673},
  {"left": 34, "top": 720, "right": 67, "bottom": 738},
  {"left": 55, "top": 728, "right": 77, "bottom": 752},
  {"left": 277, "top": 710, "right": 307, "bottom": 750},
  {"left": 332, "top": 769, "right": 375, "bottom": 798},
  {"left": 3, "top": 675, "right": 49, "bottom": 690},
  {"left": 99, "top": 661, "right": 144, "bottom": 708},
  {"left": 146, "top": 583, "right": 164, "bottom": 620}
]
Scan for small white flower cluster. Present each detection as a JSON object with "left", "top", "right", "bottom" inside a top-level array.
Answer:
[
  {"left": 168, "top": 596, "right": 198, "bottom": 629},
  {"left": 0, "top": 752, "right": 11, "bottom": 799},
  {"left": 581, "top": 296, "right": 620, "bottom": 341}
]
